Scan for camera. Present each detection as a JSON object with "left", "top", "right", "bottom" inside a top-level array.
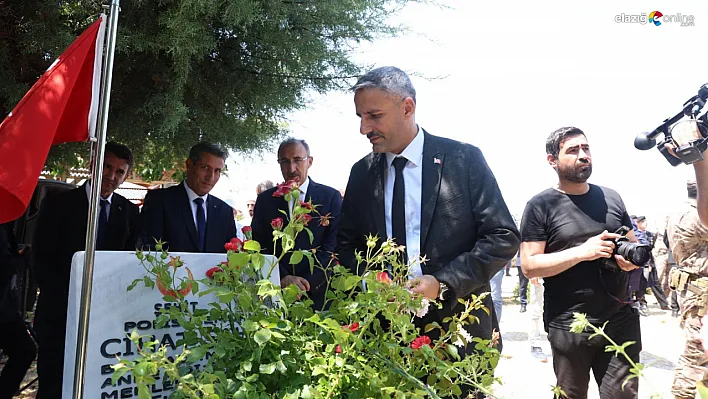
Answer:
[
  {"left": 635, "top": 83, "right": 708, "bottom": 165},
  {"left": 600, "top": 227, "right": 652, "bottom": 272}
]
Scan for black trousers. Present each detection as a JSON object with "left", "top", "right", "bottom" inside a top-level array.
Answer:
[
  {"left": 34, "top": 318, "right": 66, "bottom": 399},
  {"left": 0, "top": 316, "right": 36, "bottom": 399},
  {"left": 548, "top": 314, "right": 641, "bottom": 399},
  {"left": 518, "top": 268, "right": 529, "bottom": 306}
]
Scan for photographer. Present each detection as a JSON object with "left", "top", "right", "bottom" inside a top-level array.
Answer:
[
  {"left": 0, "top": 222, "right": 36, "bottom": 399},
  {"left": 521, "top": 127, "right": 641, "bottom": 399},
  {"left": 667, "top": 181, "right": 708, "bottom": 399}
]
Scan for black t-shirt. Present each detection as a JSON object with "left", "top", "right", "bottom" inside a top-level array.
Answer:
[{"left": 520, "top": 184, "right": 633, "bottom": 330}]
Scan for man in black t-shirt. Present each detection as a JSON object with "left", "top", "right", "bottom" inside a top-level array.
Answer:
[{"left": 520, "top": 127, "right": 641, "bottom": 399}]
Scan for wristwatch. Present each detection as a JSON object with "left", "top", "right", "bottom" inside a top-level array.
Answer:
[{"left": 438, "top": 281, "right": 449, "bottom": 301}]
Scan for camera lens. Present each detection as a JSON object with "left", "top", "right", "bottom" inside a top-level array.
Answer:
[{"left": 615, "top": 241, "right": 652, "bottom": 266}]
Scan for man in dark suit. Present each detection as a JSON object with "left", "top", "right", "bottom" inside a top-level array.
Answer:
[
  {"left": 337, "top": 67, "right": 520, "bottom": 388},
  {"left": 137, "top": 142, "right": 237, "bottom": 253},
  {"left": 251, "top": 138, "right": 342, "bottom": 310},
  {"left": 33, "top": 142, "right": 139, "bottom": 399}
]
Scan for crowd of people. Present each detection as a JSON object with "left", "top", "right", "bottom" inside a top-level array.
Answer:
[{"left": 1, "top": 66, "right": 708, "bottom": 399}]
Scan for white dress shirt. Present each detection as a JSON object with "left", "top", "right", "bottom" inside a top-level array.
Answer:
[
  {"left": 85, "top": 181, "right": 114, "bottom": 219},
  {"left": 288, "top": 177, "right": 310, "bottom": 218},
  {"left": 384, "top": 126, "right": 424, "bottom": 278},
  {"left": 183, "top": 183, "right": 209, "bottom": 228}
]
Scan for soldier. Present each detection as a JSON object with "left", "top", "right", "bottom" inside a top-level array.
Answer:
[
  {"left": 669, "top": 180, "right": 708, "bottom": 399},
  {"left": 654, "top": 217, "right": 680, "bottom": 317}
]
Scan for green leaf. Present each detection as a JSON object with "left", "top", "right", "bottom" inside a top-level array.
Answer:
[
  {"left": 111, "top": 365, "right": 130, "bottom": 385},
  {"left": 127, "top": 279, "right": 140, "bottom": 291},
  {"left": 217, "top": 291, "right": 235, "bottom": 303},
  {"left": 344, "top": 275, "right": 360, "bottom": 291},
  {"left": 289, "top": 250, "right": 304, "bottom": 265},
  {"left": 244, "top": 240, "right": 261, "bottom": 252},
  {"left": 446, "top": 344, "right": 461, "bottom": 361},
  {"left": 155, "top": 314, "right": 170, "bottom": 328},
  {"left": 213, "top": 345, "right": 226, "bottom": 358},
  {"left": 137, "top": 386, "right": 151, "bottom": 399},
  {"left": 187, "top": 346, "right": 208, "bottom": 363},
  {"left": 253, "top": 329, "right": 272, "bottom": 346},
  {"left": 312, "top": 366, "right": 327, "bottom": 376},
  {"left": 259, "top": 363, "right": 276, "bottom": 374},
  {"left": 228, "top": 252, "right": 250, "bottom": 268},
  {"left": 242, "top": 320, "right": 259, "bottom": 332}
]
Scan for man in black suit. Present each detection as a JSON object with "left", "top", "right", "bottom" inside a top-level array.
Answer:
[
  {"left": 251, "top": 138, "right": 342, "bottom": 310},
  {"left": 33, "top": 142, "right": 139, "bottom": 399},
  {"left": 337, "top": 67, "right": 520, "bottom": 381},
  {"left": 137, "top": 142, "right": 237, "bottom": 253}
]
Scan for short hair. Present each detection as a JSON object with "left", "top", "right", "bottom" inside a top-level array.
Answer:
[
  {"left": 350, "top": 66, "right": 417, "bottom": 104},
  {"left": 105, "top": 141, "right": 133, "bottom": 171},
  {"left": 688, "top": 180, "right": 697, "bottom": 199},
  {"left": 188, "top": 142, "right": 227, "bottom": 163},
  {"left": 277, "top": 137, "right": 310, "bottom": 159},
  {"left": 256, "top": 180, "right": 275, "bottom": 194},
  {"left": 546, "top": 127, "right": 586, "bottom": 158}
]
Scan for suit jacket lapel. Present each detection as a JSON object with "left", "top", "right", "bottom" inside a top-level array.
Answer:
[
  {"left": 178, "top": 183, "right": 200, "bottom": 249},
  {"left": 206, "top": 196, "right": 220, "bottom": 247},
  {"left": 420, "top": 133, "right": 444, "bottom": 250},
  {"left": 105, "top": 196, "right": 125, "bottom": 247},
  {"left": 369, "top": 154, "right": 387, "bottom": 239}
]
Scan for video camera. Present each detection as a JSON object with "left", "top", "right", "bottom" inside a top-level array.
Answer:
[
  {"left": 634, "top": 83, "right": 708, "bottom": 165},
  {"left": 601, "top": 226, "right": 652, "bottom": 272}
]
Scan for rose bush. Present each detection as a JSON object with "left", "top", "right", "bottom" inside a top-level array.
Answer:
[{"left": 113, "top": 182, "right": 500, "bottom": 398}]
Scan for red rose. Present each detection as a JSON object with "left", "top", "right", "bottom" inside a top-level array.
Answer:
[
  {"left": 335, "top": 345, "right": 342, "bottom": 354},
  {"left": 271, "top": 217, "right": 284, "bottom": 231},
  {"left": 206, "top": 266, "right": 223, "bottom": 279},
  {"left": 344, "top": 322, "right": 359, "bottom": 332},
  {"left": 299, "top": 200, "right": 312, "bottom": 210},
  {"left": 224, "top": 237, "right": 243, "bottom": 252},
  {"left": 241, "top": 225, "right": 252, "bottom": 240},
  {"left": 300, "top": 214, "right": 312, "bottom": 226},
  {"left": 376, "top": 271, "right": 392, "bottom": 284},
  {"left": 410, "top": 335, "right": 432, "bottom": 350},
  {"left": 272, "top": 180, "right": 298, "bottom": 198}
]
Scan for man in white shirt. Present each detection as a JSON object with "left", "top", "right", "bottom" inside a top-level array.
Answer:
[
  {"left": 337, "top": 67, "right": 520, "bottom": 397},
  {"left": 137, "top": 142, "right": 237, "bottom": 253},
  {"left": 251, "top": 138, "right": 342, "bottom": 310}
]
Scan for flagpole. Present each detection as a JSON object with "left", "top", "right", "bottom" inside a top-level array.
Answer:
[{"left": 73, "top": 1, "right": 120, "bottom": 398}]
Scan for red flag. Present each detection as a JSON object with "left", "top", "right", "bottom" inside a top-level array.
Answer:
[{"left": 0, "top": 15, "right": 106, "bottom": 223}]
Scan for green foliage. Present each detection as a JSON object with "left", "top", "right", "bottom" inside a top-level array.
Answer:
[
  {"left": 118, "top": 184, "right": 500, "bottom": 397},
  {"left": 0, "top": 0, "right": 422, "bottom": 181},
  {"left": 569, "top": 313, "right": 664, "bottom": 399}
]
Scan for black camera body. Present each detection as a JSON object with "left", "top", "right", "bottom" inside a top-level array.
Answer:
[
  {"left": 600, "top": 227, "right": 652, "bottom": 272},
  {"left": 635, "top": 83, "right": 708, "bottom": 165}
]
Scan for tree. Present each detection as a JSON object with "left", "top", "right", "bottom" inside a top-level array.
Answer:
[{"left": 0, "top": 0, "right": 420, "bottom": 181}]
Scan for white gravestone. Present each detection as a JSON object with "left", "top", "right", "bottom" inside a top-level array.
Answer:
[{"left": 63, "top": 251, "right": 279, "bottom": 399}]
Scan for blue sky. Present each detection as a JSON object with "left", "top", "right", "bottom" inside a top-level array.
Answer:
[{"left": 213, "top": 0, "right": 708, "bottom": 231}]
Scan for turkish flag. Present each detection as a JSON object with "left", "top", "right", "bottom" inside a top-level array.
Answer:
[{"left": 0, "top": 15, "right": 106, "bottom": 223}]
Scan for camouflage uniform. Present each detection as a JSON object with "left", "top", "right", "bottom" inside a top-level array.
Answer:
[{"left": 669, "top": 201, "right": 708, "bottom": 399}]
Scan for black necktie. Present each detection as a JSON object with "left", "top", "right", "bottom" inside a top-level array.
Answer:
[
  {"left": 392, "top": 157, "right": 407, "bottom": 262},
  {"left": 194, "top": 198, "right": 206, "bottom": 252},
  {"left": 97, "top": 199, "right": 109, "bottom": 249}
]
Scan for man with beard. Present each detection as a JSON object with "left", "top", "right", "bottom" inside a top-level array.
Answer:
[
  {"left": 338, "top": 66, "right": 519, "bottom": 397},
  {"left": 520, "top": 127, "right": 641, "bottom": 399}
]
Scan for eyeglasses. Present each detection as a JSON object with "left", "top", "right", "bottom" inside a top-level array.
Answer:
[{"left": 277, "top": 156, "right": 310, "bottom": 167}]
